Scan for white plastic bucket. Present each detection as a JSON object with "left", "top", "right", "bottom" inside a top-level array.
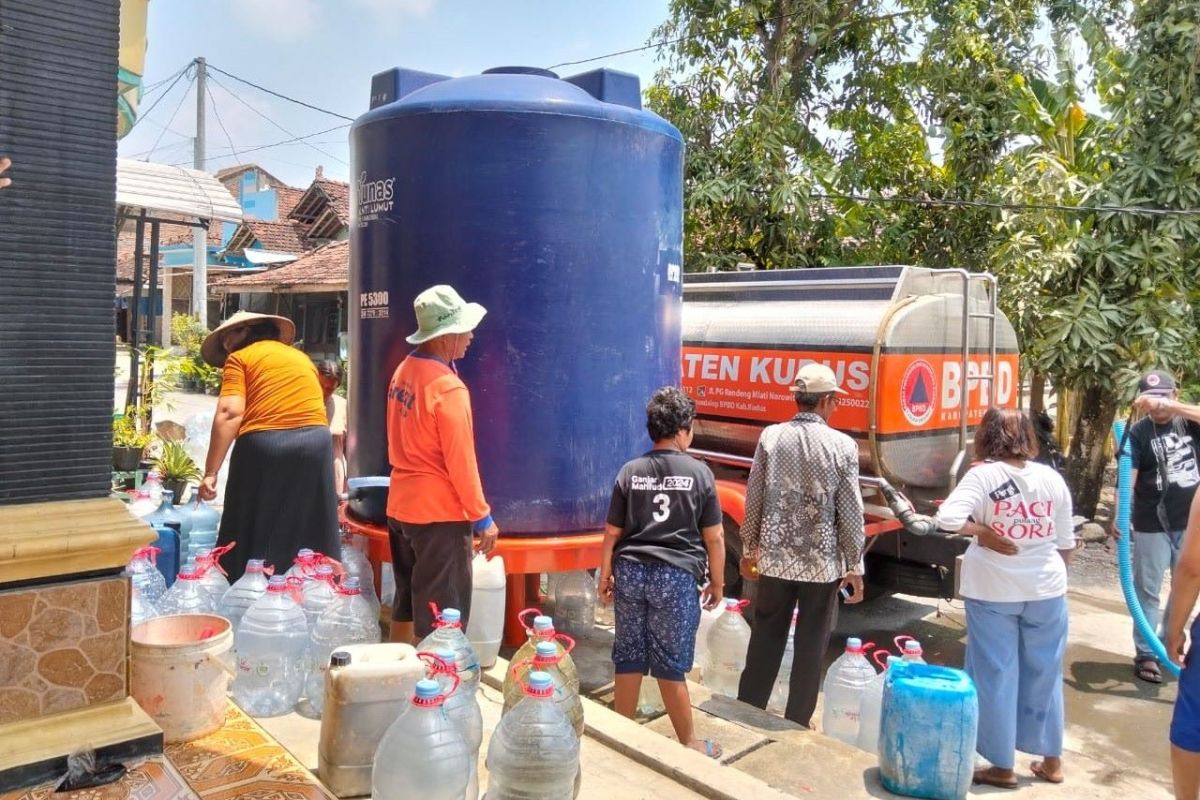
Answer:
[
  {"left": 131, "top": 613, "right": 234, "bottom": 743},
  {"left": 465, "top": 554, "right": 506, "bottom": 668}
]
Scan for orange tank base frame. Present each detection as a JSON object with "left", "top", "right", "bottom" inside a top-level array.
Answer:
[{"left": 338, "top": 504, "right": 603, "bottom": 648}]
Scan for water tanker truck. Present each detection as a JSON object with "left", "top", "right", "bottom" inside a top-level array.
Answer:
[{"left": 681, "top": 266, "right": 1020, "bottom": 600}]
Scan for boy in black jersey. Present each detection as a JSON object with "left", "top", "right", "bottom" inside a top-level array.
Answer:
[{"left": 600, "top": 386, "right": 726, "bottom": 758}]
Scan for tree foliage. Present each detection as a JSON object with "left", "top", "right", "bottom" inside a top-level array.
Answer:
[{"left": 650, "top": 0, "right": 1200, "bottom": 514}]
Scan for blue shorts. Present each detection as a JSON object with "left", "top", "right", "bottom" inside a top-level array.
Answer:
[
  {"left": 611, "top": 559, "right": 700, "bottom": 682},
  {"left": 1172, "top": 618, "right": 1200, "bottom": 751}
]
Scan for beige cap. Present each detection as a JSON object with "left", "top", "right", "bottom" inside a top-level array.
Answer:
[
  {"left": 406, "top": 285, "right": 487, "bottom": 345},
  {"left": 789, "top": 362, "right": 848, "bottom": 395}
]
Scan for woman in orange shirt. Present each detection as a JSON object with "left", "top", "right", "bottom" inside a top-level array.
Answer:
[{"left": 197, "top": 312, "right": 339, "bottom": 580}]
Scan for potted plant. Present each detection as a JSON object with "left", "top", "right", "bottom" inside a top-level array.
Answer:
[
  {"left": 152, "top": 440, "right": 202, "bottom": 501},
  {"left": 113, "top": 407, "right": 152, "bottom": 471}
]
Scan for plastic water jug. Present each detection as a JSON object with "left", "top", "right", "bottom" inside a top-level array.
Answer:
[
  {"left": 552, "top": 570, "right": 596, "bottom": 640},
  {"left": 594, "top": 571, "right": 615, "bottom": 627},
  {"left": 486, "top": 671, "right": 580, "bottom": 800},
  {"left": 130, "top": 581, "right": 161, "bottom": 626},
  {"left": 701, "top": 598, "right": 751, "bottom": 697},
  {"left": 127, "top": 545, "right": 168, "bottom": 605},
  {"left": 232, "top": 576, "right": 309, "bottom": 717},
  {"left": 302, "top": 564, "right": 339, "bottom": 631},
  {"left": 425, "top": 649, "right": 483, "bottom": 800},
  {"left": 316, "top": 643, "right": 424, "bottom": 798},
  {"left": 768, "top": 611, "right": 798, "bottom": 714},
  {"left": 504, "top": 640, "right": 585, "bottom": 738},
  {"left": 219, "top": 559, "right": 272, "bottom": 636},
  {"left": 503, "top": 612, "right": 580, "bottom": 709},
  {"left": 339, "top": 529, "right": 380, "bottom": 619},
  {"left": 196, "top": 544, "right": 233, "bottom": 607},
  {"left": 143, "top": 470, "right": 164, "bottom": 506},
  {"left": 857, "top": 653, "right": 898, "bottom": 755},
  {"left": 158, "top": 563, "right": 217, "bottom": 615},
  {"left": 821, "top": 637, "right": 877, "bottom": 745},
  {"left": 637, "top": 676, "right": 666, "bottom": 717},
  {"left": 303, "top": 577, "right": 381, "bottom": 718},
  {"left": 371, "top": 678, "right": 469, "bottom": 800},
  {"left": 286, "top": 548, "right": 320, "bottom": 580},
  {"left": 465, "top": 553, "right": 506, "bottom": 669},
  {"left": 128, "top": 488, "right": 157, "bottom": 519},
  {"left": 148, "top": 526, "right": 180, "bottom": 588},
  {"left": 880, "top": 661, "right": 978, "bottom": 800},
  {"left": 416, "top": 607, "right": 481, "bottom": 692},
  {"left": 693, "top": 604, "right": 724, "bottom": 669},
  {"left": 144, "top": 490, "right": 183, "bottom": 534},
  {"left": 189, "top": 498, "right": 220, "bottom": 535}
]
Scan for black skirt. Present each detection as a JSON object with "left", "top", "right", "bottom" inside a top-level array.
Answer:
[{"left": 216, "top": 425, "right": 339, "bottom": 581}]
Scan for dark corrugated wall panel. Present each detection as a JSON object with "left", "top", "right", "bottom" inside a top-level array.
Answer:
[{"left": 0, "top": 0, "right": 120, "bottom": 503}]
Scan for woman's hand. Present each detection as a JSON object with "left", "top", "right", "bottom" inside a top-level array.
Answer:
[
  {"left": 197, "top": 474, "right": 219, "bottom": 502},
  {"left": 739, "top": 555, "right": 760, "bottom": 582},
  {"left": 700, "top": 581, "right": 724, "bottom": 610},
  {"left": 1168, "top": 626, "right": 1189, "bottom": 668},
  {"left": 598, "top": 572, "right": 615, "bottom": 605},
  {"left": 976, "top": 525, "right": 1018, "bottom": 556}
]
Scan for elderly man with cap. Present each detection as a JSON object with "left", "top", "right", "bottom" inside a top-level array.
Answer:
[
  {"left": 736, "top": 362, "right": 866, "bottom": 727},
  {"left": 1118, "top": 370, "right": 1200, "bottom": 684},
  {"left": 197, "top": 311, "right": 338, "bottom": 580},
  {"left": 386, "top": 285, "right": 500, "bottom": 643}
]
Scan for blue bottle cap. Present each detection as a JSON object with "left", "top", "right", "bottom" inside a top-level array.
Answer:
[
  {"left": 247, "top": 559, "right": 265, "bottom": 569},
  {"left": 847, "top": 637, "right": 862, "bottom": 649},
  {"left": 527, "top": 671, "right": 553, "bottom": 691},
  {"left": 886, "top": 656, "right": 902, "bottom": 668},
  {"left": 724, "top": 598, "right": 739, "bottom": 609},
  {"left": 441, "top": 608, "right": 461, "bottom": 624},
  {"left": 316, "top": 564, "right": 334, "bottom": 575},
  {"left": 342, "top": 576, "right": 360, "bottom": 590},
  {"left": 535, "top": 641, "right": 558, "bottom": 658},
  {"left": 533, "top": 615, "right": 554, "bottom": 631},
  {"left": 267, "top": 575, "right": 286, "bottom": 587},
  {"left": 903, "top": 639, "right": 922, "bottom": 653},
  {"left": 297, "top": 548, "right": 314, "bottom": 557},
  {"left": 414, "top": 678, "right": 441, "bottom": 699}
]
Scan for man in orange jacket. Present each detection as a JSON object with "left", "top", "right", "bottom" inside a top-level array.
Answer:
[{"left": 386, "top": 285, "right": 500, "bottom": 643}]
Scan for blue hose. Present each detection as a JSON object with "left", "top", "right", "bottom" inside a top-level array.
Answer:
[{"left": 1112, "top": 418, "right": 1182, "bottom": 676}]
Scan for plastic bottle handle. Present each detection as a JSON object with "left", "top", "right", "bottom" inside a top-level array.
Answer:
[
  {"left": 205, "top": 541, "right": 236, "bottom": 577},
  {"left": 509, "top": 656, "right": 535, "bottom": 681},
  {"left": 872, "top": 650, "right": 892, "bottom": 671},
  {"left": 729, "top": 599, "right": 751, "bottom": 613},
  {"left": 428, "top": 601, "right": 462, "bottom": 628},
  {"left": 417, "top": 651, "right": 455, "bottom": 676},
  {"left": 894, "top": 635, "right": 916, "bottom": 652},
  {"left": 554, "top": 633, "right": 577, "bottom": 655},
  {"left": 517, "top": 607, "right": 543, "bottom": 632},
  {"left": 318, "top": 553, "right": 348, "bottom": 578},
  {"left": 284, "top": 576, "right": 306, "bottom": 604}
]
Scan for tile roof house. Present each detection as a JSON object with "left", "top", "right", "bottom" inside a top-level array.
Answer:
[
  {"left": 214, "top": 240, "right": 348, "bottom": 294},
  {"left": 288, "top": 166, "right": 350, "bottom": 242}
]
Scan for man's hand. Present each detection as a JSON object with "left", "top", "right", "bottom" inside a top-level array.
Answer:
[
  {"left": 1108, "top": 521, "right": 1122, "bottom": 541},
  {"left": 739, "top": 555, "right": 760, "bottom": 582},
  {"left": 197, "top": 474, "right": 218, "bottom": 502},
  {"left": 976, "top": 526, "right": 1019, "bottom": 555},
  {"left": 599, "top": 572, "right": 615, "bottom": 605},
  {"left": 1133, "top": 394, "right": 1171, "bottom": 415},
  {"left": 839, "top": 573, "right": 864, "bottom": 604},
  {"left": 0, "top": 157, "right": 11, "bottom": 189},
  {"left": 474, "top": 521, "right": 499, "bottom": 558},
  {"left": 700, "top": 581, "right": 724, "bottom": 611},
  {"left": 1168, "top": 626, "right": 1189, "bottom": 668}
]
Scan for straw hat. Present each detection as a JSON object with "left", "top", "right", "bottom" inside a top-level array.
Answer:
[
  {"left": 201, "top": 311, "right": 296, "bottom": 366},
  {"left": 406, "top": 285, "right": 487, "bottom": 345}
]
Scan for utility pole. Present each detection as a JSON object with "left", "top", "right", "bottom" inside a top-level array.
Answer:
[{"left": 191, "top": 56, "right": 208, "bottom": 327}]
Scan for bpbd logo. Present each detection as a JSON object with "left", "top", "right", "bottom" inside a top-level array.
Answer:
[
  {"left": 356, "top": 171, "right": 395, "bottom": 225},
  {"left": 900, "top": 359, "right": 936, "bottom": 426}
]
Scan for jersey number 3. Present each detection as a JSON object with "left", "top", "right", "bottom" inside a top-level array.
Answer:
[{"left": 652, "top": 493, "right": 670, "bottom": 523}]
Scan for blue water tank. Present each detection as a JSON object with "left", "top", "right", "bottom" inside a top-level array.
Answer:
[
  {"left": 880, "top": 661, "right": 978, "bottom": 800},
  {"left": 348, "top": 66, "right": 684, "bottom": 535}
]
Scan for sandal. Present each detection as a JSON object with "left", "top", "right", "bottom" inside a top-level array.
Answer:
[
  {"left": 689, "top": 738, "right": 723, "bottom": 760},
  {"left": 1030, "top": 760, "right": 1064, "bottom": 784},
  {"left": 1135, "top": 659, "right": 1163, "bottom": 684},
  {"left": 972, "top": 768, "right": 1018, "bottom": 789}
]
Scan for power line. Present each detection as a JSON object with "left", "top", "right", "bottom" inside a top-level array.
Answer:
[
  {"left": 142, "top": 62, "right": 192, "bottom": 94},
  {"left": 546, "top": 9, "right": 806, "bottom": 70},
  {"left": 144, "top": 74, "right": 196, "bottom": 161},
  {"left": 168, "top": 123, "right": 351, "bottom": 166},
  {"left": 206, "top": 63, "right": 355, "bottom": 121},
  {"left": 208, "top": 85, "right": 242, "bottom": 166},
  {"left": 126, "top": 67, "right": 191, "bottom": 133},
  {"left": 206, "top": 73, "right": 349, "bottom": 166}
]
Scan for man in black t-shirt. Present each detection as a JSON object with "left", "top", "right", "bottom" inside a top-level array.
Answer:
[
  {"left": 600, "top": 386, "right": 725, "bottom": 758},
  {"left": 1124, "top": 370, "right": 1200, "bottom": 683}
]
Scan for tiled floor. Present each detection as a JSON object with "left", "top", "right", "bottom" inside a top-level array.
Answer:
[{"left": 2, "top": 703, "right": 333, "bottom": 800}]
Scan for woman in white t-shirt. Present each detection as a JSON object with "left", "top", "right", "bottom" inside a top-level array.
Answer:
[{"left": 936, "top": 407, "right": 1076, "bottom": 789}]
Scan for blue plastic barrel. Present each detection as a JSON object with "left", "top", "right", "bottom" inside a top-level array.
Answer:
[
  {"left": 151, "top": 524, "right": 180, "bottom": 588},
  {"left": 879, "top": 661, "right": 978, "bottom": 800},
  {"left": 348, "top": 66, "right": 684, "bottom": 535}
]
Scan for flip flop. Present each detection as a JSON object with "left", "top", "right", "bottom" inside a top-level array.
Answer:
[
  {"left": 1030, "top": 761, "right": 1064, "bottom": 784},
  {"left": 690, "top": 739, "right": 723, "bottom": 760},
  {"left": 972, "top": 768, "right": 1018, "bottom": 789},
  {"left": 1135, "top": 659, "right": 1163, "bottom": 684}
]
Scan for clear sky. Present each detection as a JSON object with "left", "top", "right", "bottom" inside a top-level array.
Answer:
[{"left": 119, "top": 0, "right": 672, "bottom": 188}]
